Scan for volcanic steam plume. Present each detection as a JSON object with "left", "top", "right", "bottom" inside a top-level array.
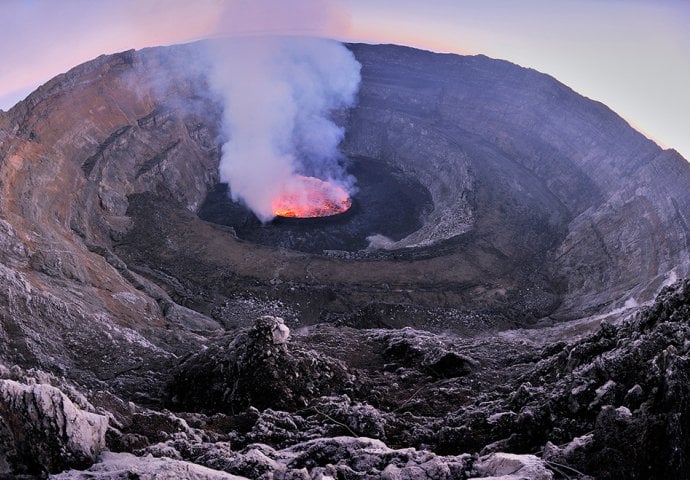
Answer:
[{"left": 209, "top": 37, "right": 361, "bottom": 221}]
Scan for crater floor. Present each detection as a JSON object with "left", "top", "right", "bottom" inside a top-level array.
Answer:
[{"left": 197, "top": 157, "right": 433, "bottom": 253}]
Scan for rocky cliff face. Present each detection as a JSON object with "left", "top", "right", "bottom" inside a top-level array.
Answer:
[
  {"left": 342, "top": 44, "right": 689, "bottom": 319},
  {"left": 0, "top": 41, "right": 689, "bottom": 478},
  {"left": 0, "top": 46, "right": 223, "bottom": 399}
]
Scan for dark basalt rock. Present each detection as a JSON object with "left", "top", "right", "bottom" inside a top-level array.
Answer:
[
  {"left": 522, "top": 279, "right": 690, "bottom": 479},
  {"left": 377, "top": 327, "right": 479, "bottom": 378},
  {"left": 166, "top": 316, "right": 352, "bottom": 413}
]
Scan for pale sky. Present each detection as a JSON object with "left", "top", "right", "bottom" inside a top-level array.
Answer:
[{"left": 1, "top": 0, "right": 688, "bottom": 159}]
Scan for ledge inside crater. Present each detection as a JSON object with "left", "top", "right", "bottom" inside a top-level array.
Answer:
[{"left": 197, "top": 157, "right": 434, "bottom": 254}]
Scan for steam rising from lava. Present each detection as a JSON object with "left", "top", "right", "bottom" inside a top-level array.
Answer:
[
  {"left": 209, "top": 37, "right": 361, "bottom": 222},
  {"left": 272, "top": 175, "right": 352, "bottom": 218}
]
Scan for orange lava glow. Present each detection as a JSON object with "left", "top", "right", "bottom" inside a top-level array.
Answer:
[{"left": 272, "top": 176, "right": 352, "bottom": 218}]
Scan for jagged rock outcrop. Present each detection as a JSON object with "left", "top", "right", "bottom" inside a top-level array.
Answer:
[
  {"left": 167, "top": 316, "right": 352, "bottom": 413},
  {"left": 524, "top": 278, "right": 690, "bottom": 479},
  {"left": 0, "top": 366, "right": 108, "bottom": 476},
  {"left": 374, "top": 327, "right": 479, "bottom": 378}
]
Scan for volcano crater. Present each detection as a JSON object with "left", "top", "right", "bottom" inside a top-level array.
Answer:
[
  {"left": 198, "top": 156, "right": 434, "bottom": 254},
  {"left": 2, "top": 40, "right": 690, "bottom": 480}
]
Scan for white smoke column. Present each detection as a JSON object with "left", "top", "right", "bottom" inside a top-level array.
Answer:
[{"left": 208, "top": 37, "right": 361, "bottom": 221}]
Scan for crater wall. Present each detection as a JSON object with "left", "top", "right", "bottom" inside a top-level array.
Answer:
[{"left": 0, "top": 41, "right": 688, "bottom": 392}]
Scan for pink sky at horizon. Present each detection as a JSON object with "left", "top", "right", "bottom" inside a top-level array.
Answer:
[{"left": 1, "top": 0, "right": 688, "bottom": 160}]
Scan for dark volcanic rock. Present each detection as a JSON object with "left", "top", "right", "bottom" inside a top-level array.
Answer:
[
  {"left": 375, "top": 327, "right": 479, "bottom": 378},
  {"left": 390, "top": 279, "right": 690, "bottom": 478},
  {"left": 167, "top": 316, "right": 352, "bottom": 413},
  {"left": 511, "top": 279, "right": 690, "bottom": 479}
]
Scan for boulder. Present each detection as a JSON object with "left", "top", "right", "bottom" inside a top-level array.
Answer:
[
  {"left": 0, "top": 379, "right": 108, "bottom": 476},
  {"left": 50, "top": 451, "right": 247, "bottom": 479}
]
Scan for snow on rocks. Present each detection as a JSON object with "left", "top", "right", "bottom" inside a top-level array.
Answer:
[{"left": 129, "top": 434, "right": 560, "bottom": 480}]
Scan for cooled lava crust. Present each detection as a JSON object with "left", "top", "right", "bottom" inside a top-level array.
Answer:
[{"left": 198, "top": 157, "right": 433, "bottom": 253}]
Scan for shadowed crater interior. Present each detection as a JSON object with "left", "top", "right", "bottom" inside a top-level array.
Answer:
[{"left": 198, "top": 156, "right": 434, "bottom": 253}]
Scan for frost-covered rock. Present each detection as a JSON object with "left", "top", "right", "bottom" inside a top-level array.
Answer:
[
  {"left": 314, "top": 395, "right": 387, "bottom": 438},
  {"left": 542, "top": 434, "right": 593, "bottom": 476},
  {"left": 475, "top": 452, "right": 553, "bottom": 480},
  {"left": 49, "top": 451, "right": 248, "bottom": 479},
  {"left": 518, "top": 279, "right": 690, "bottom": 479},
  {"left": 141, "top": 435, "right": 474, "bottom": 479},
  {"left": 0, "top": 379, "right": 108, "bottom": 476},
  {"left": 270, "top": 316, "right": 291, "bottom": 344}
]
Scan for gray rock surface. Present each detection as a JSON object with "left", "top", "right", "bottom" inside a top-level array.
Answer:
[
  {"left": 0, "top": 368, "right": 108, "bottom": 476},
  {"left": 50, "top": 451, "right": 247, "bottom": 479},
  {"left": 475, "top": 452, "right": 553, "bottom": 480}
]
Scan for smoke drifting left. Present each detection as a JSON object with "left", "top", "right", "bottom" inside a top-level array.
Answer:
[{"left": 0, "top": 0, "right": 352, "bottom": 110}]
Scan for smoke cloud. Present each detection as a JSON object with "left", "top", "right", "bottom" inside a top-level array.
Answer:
[
  {"left": 0, "top": 0, "right": 351, "bottom": 111},
  {"left": 208, "top": 37, "right": 361, "bottom": 221}
]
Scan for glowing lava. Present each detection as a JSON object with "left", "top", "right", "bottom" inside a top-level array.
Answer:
[{"left": 272, "top": 176, "right": 352, "bottom": 218}]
